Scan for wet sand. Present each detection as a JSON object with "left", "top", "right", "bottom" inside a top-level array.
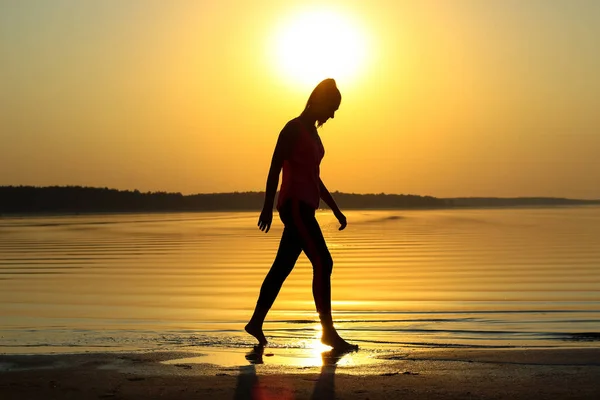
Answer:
[{"left": 1, "top": 348, "right": 599, "bottom": 399}]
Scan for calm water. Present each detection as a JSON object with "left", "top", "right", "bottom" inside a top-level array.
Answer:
[{"left": 1, "top": 207, "right": 599, "bottom": 359}]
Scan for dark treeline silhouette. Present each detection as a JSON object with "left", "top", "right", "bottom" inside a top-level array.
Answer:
[
  {"left": 0, "top": 186, "right": 598, "bottom": 214},
  {"left": 0, "top": 186, "right": 259, "bottom": 213},
  {"left": 0, "top": 186, "right": 446, "bottom": 213},
  {"left": 325, "top": 191, "right": 446, "bottom": 209},
  {"left": 447, "top": 197, "right": 600, "bottom": 207}
]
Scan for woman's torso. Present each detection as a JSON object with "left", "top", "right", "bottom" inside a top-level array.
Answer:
[{"left": 277, "top": 118, "right": 325, "bottom": 210}]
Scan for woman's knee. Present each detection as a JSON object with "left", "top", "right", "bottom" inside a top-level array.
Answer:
[{"left": 321, "top": 254, "right": 333, "bottom": 276}]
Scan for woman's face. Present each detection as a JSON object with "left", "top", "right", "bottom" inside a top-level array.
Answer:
[{"left": 315, "top": 97, "right": 341, "bottom": 126}]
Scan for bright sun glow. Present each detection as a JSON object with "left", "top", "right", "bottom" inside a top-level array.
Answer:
[{"left": 272, "top": 8, "right": 368, "bottom": 88}]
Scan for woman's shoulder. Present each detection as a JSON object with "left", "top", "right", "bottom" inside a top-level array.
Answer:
[
  {"left": 282, "top": 117, "right": 302, "bottom": 130},
  {"left": 279, "top": 117, "right": 303, "bottom": 138}
]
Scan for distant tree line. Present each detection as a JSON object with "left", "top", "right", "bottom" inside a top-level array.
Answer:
[
  {"left": 447, "top": 197, "right": 600, "bottom": 207},
  {"left": 324, "top": 191, "right": 447, "bottom": 209},
  {"left": 0, "top": 186, "right": 448, "bottom": 213},
  {"left": 1, "top": 186, "right": 597, "bottom": 214}
]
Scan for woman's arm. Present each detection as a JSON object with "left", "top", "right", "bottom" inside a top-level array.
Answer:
[
  {"left": 319, "top": 178, "right": 347, "bottom": 230},
  {"left": 258, "top": 124, "right": 297, "bottom": 233}
]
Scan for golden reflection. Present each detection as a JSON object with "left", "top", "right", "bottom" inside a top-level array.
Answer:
[
  {"left": 264, "top": 341, "right": 356, "bottom": 368},
  {"left": 286, "top": 324, "right": 359, "bottom": 367},
  {"left": 163, "top": 321, "right": 365, "bottom": 369},
  {"left": 243, "top": 324, "right": 357, "bottom": 368}
]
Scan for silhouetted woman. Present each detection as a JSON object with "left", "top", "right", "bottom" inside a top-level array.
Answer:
[{"left": 245, "top": 78, "right": 357, "bottom": 351}]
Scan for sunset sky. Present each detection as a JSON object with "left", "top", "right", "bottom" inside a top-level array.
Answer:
[{"left": 1, "top": 0, "right": 599, "bottom": 199}]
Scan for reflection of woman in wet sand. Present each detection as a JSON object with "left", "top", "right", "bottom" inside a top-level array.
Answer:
[
  {"left": 245, "top": 78, "right": 357, "bottom": 351},
  {"left": 240, "top": 345, "right": 341, "bottom": 400}
]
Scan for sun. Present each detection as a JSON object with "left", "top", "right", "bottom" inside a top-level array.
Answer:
[{"left": 271, "top": 8, "right": 369, "bottom": 88}]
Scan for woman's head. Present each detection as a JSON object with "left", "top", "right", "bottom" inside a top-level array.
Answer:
[{"left": 304, "top": 78, "right": 341, "bottom": 127}]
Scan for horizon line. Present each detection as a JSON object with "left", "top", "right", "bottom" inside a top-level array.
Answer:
[{"left": 1, "top": 185, "right": 599, "bottom": 202}]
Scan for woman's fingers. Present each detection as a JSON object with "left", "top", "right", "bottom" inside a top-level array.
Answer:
[
  {"left": 338, "top": 217, "right": 347, "bottom": 231},
  {"left": 258, "top": 219, "right": 271, "bottom": 232}
]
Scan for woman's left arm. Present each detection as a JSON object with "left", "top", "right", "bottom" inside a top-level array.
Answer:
[{"left": 319, "top": 178, "right": 347, "bottom": 230}]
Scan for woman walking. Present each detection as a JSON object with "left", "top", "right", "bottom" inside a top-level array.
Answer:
[{"left": 245, "top": 78, "right": 357, "bottom": 351}]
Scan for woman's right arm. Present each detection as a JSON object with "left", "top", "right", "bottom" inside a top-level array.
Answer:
[{"left": 258, "top": 123, "right": 297, "bottom": 233}]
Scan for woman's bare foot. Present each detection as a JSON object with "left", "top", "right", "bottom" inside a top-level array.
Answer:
[
  {"left": 245, "top": 322, "right": 268, "bottom": 346},
  {"left": 321, "top": 328, "right": 358, "bottom": 351}
]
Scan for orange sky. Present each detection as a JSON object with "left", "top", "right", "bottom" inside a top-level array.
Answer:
[{"left": 1, "top": 0, "right": 599, "bottom": 198}]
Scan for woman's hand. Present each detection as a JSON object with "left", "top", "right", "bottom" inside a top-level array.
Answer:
[
  {"left": 258, "top": 207, "right": 273, "bottom": 233},
  {"left": 334, "top": 211, "right": 347, "bottom": 231}
]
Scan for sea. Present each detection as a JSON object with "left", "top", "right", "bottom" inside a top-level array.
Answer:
[{"left": 1, "top": 207, "right": 599, "bottom": 366}]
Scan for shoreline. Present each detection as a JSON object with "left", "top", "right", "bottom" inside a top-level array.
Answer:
[
  {"left": 2, "top": 202, "right": 600, "bottom": 218},
  {"left": 1, "top": 347, "right": 599, "bottom": 399}
]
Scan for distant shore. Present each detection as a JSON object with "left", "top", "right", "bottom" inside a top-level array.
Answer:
[
  {"left": 1, "top": 185, "right": 599, "bottom": 215},
  {"left": 1, "top": 348, "right": 599, "bottom": 399}
]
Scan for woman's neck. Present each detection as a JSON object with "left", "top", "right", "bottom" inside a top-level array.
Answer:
[{"left": 299, "top": 110, "right": 317, "bottom": 129}]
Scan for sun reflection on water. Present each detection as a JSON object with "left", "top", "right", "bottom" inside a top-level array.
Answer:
[{"left": 162, "top": 333, "right": 372, "bottom": 369}]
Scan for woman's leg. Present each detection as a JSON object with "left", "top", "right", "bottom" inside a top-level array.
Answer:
[
  {"left": 256, "top": 226, "right": 303, "bottom": 309},
  {"left": 246, "top": 226, "right": 302, "bottom": 345},
  {"left": 290, "top": 201, "right": 357, "bottom": 351}
]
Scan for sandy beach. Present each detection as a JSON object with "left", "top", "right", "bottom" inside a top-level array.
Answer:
[{"left": 1, "top": 348, "right": 599, "bottom": 399}]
